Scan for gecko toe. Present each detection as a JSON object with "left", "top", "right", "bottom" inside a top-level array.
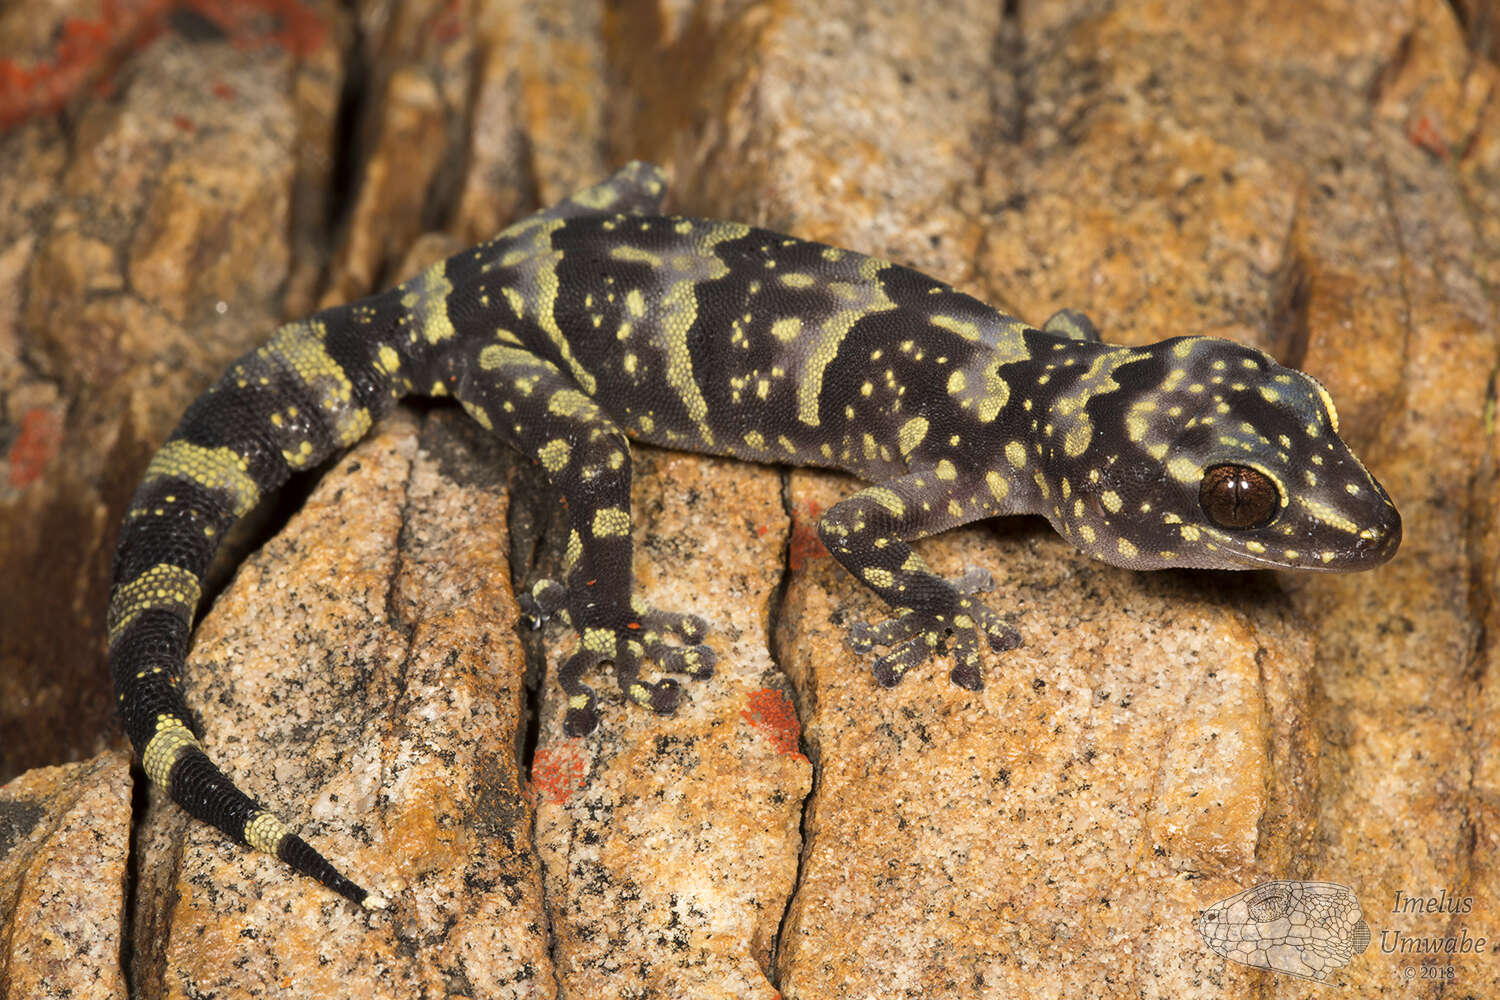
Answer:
[
  {"left": 871, "top": 635, "right": 931, "bottom": 687},
  {"left": 949, "top": 662, "right": 984, "bottom": 690},
  {"left": 629, "top": 677, "right": 681, "bottom": 714},
  {"left": 987, "top": 623, "right": 1021, "bottom": 652},
  {"left": 652, "top": 642, "right": 717, "bottom": 678},
  {"left": 564, "top": 704, "right": 601, "bottom": 737}
]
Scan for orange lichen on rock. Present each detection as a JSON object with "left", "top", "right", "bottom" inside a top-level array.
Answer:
[
  {"left": 0, "top": 0, "right": 328, "bottom": 129},
  {"left": 741, "top": 688, "right": 803, "bottom": 758},
  {"left": 531, "top": 742, "right": 587, "bottom": 805}
]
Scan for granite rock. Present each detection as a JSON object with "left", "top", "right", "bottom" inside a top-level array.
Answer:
[
  {"left": 2, "top": 0, "right": 1497, "bottom": 996},
  {"left": 0, "top": 752, "right": 131, "bottom": 1000}
]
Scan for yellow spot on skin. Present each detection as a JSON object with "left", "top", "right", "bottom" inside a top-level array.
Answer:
[
  {"left": 779, "top": 272, "right": 815, "bottom": 289},
  {"left": 947, "top": 370, "right": 967, "bottom": 395},
  {"left": 1312, "top": 379, "right": 1341, "bottom": 433},
  {"left": 141, "top": 715, "right": 201, "bottom": 786},
  {"left": 898, "top": 417, "right": 929, "bottom": 457},
  {"left": 548, "top": 390, "right": 594, "bottom": 418},
  {"left": 1245, "top": 540, "right": 1267, "bottom": 554},
  {"left": 583, "top": 627, "right": 616, "bottom": 655},
  {"left": 502, "top": 287, "right": 526, "bottom": 318},
  {"left": 771, "top": 317, "right": 802, "bottom": 342},
  {"left": 1101, "top": 491, "right": 1122, "bottom": 513},
  {"left": 1063, "top": 420, "right": 1091, "bottom": 457},
  {"left": 377, "top": 344, "right": 401, "bottom": 374},
  {"left": 244, "top": 811, "right": 291, "bottom": 854},
  {"left": 108, "top": 564, "right": 203, "bottom": 644},
  {"left": 1079, "top": 524, "right": 1096, "bottom": 544},
  {"left": 797, "top": 257, "right": 895, "bottom": 426},
  {"left": 609, "top": 244, "right": 662, "bottom": 267},
  {"left": 1117, "top": 538, "right": 1138, "bottom": 559},
  {"left": 1005, "top": 442, "right": 1027, "bottom": 469},
  {"left": 625, "top": 289, "right": 646, "bottom": 318},
  {"left": 744, "top": 431, "right": 766, "bottom": 451},
  {"left": 930, "top": 314, "right": 982, "bottom": 341},
  {"left": 935, "top": 460, "right": 957, "bottom": 481},
  {"left": 863, "top": 567, "right": 895, "bottom": 589},
  {"left": 478, "top": 343, "right": 536, "bottom": 371},
  {"left": 1296, "top": 495, "right": 1359, "bottom": 534},
  {"left": 1167, "top": 457, "right": 1199, "bottom": 483},
  {"left": 459, "top": 399, "right": 493, "bottom": 430},
  {"left": 867, "top": 488, "right": 905, "bottom": 517},
  {"left": 986, "top": 471, "right": 1010, "bottom": 504},
  {"left": 265, "top": 322, "right": 373, "bottom": 445},
  {"left": 538, "top": 439, "right": 570, "bottom": 473},
  {"left": 592, "top": 507, "right": 631, "bottom": 538},
  {"left": 403, "top": 262, "right": 456, "bottom": 344},
  {"left": 144, "top": 442, "right": 260, "bottom": 516}
]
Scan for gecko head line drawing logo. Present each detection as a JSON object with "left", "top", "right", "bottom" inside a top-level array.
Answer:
[{"left": 1196, "top": 880, "right": 1371, "bottom": 982}]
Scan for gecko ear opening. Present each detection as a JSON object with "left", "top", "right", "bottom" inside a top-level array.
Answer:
[{"left": 1199, "top": 464, "right": 1278, "bottom": 530}]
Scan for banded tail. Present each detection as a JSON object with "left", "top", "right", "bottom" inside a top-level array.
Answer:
[{"left": 107, "top": 162, "right": 670, "bottom": 905}]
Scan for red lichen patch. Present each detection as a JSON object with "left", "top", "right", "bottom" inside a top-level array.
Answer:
[
  {"left": 195, "top": 0, "right": 327, "bottom": 57},
  {"left": 531, "top": 742, "right": 587, "bottom": 805},
  {"left": 430, "top": 0, "right": 465, "bottom": 44},
  {"left": 0, "top": 0, "right": 328, "bottom": 130},
  {"left": 741, "top": 688, "right": 803, "bottom": 758},
  {"left": 786, "top": 498, "right": 827, "bottom": 571},
  {"left": 1406, "top": 111, "right": 1452, "bottom": 161},
  {"left": 7, "top": 407, "right": 64, "bottom": 488}
]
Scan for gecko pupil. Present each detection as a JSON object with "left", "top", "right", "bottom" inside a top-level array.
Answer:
[{"left": 1199, "top": 464, "right": 1277, "bottom": 529}]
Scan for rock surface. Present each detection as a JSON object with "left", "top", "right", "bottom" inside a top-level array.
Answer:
[
  {"left": 0, "top": 752, "right": 131, "bottom": 1000},
  {"left": 1, "top": 0, "right": 1497, "bottom": 997}
]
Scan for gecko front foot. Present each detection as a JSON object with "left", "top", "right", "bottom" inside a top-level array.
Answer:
[
  {"left": 530, "top": 580, "right": 717, "bottom": 735},
  {"left": 848, "top": 575, "right": 1019, "bottom": 690}
]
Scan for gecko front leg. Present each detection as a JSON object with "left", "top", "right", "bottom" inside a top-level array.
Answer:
[{"left": 817, "top": 469, "right": 1021, "bottom": 690}]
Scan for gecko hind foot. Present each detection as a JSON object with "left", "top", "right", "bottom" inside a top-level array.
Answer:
[{"left": 556, "top": 604, "right": 716, "bottom": 736}]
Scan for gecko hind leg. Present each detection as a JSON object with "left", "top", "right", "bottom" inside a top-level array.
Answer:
[{"left": 524, "top": 581, "right": 717, "bottom": 737}]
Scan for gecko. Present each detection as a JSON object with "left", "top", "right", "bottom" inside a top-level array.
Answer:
[{"left": 107, "top": 161, "right": 1401, "bottom": 908}]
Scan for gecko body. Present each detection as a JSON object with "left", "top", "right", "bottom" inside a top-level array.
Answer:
[{"left": 108, "top": 162, "right": 1401, "bottom": 906}]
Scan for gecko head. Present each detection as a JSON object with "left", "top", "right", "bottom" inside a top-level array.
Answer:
[{"left": 1041, "top": 337, "right": 1401, "bottom": 572}]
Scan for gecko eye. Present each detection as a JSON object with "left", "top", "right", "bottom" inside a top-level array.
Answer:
[{"left": 1199, "top": 464, "right": 1278, "bottom": 530}]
